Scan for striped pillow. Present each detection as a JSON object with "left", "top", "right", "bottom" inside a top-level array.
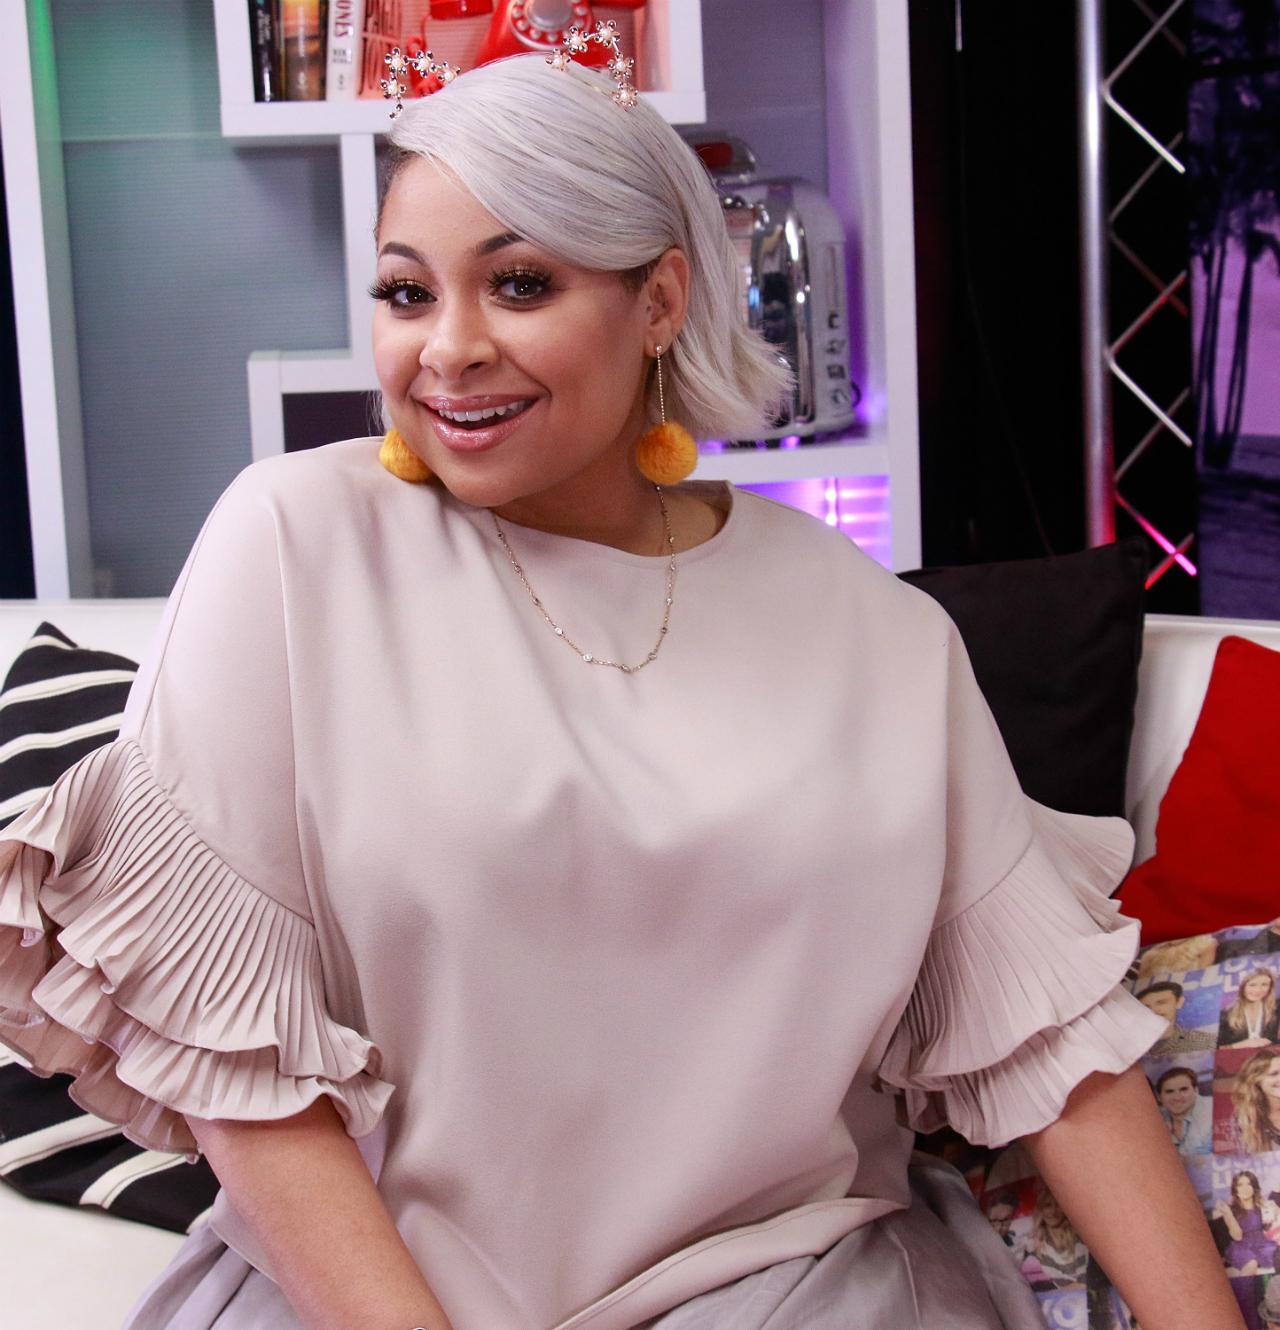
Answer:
[
  {"left": 0, "top": 621, "right": 137, "bottom": 827},
  {"left": 0, "top": 622, "right": 219, "bottom": 1233}
]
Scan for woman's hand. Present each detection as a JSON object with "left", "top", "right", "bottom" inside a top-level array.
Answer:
[
  {"left": 1212, "top": 1201, "right": 1244, "bottom": 1241},
  {"left": 1023, "top": 1066, "right": 1244, "bottom": 1330},
  {"left": 189, "top": 1100, "right": 455, "bottom": 1330}
]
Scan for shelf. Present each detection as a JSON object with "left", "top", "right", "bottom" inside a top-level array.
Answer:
[
  {"left": 219, "top": 89, "right": 705, "bottom": 141},
  {"left": 693, "top": 438, "right": 891, "bottom": 483},
  {"left": 213, "top": 0, "right": 706, "bottom": 142},
  {"left": 219, "top": 0, "right": 923, "bottom": 568}
]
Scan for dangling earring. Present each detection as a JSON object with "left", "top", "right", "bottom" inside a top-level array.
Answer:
[
  {"left": 379, "top": 427, "right": 434, "bottom": 483},
  {"left": 634, "top": 345, "right": 697, "bottom": 485}
]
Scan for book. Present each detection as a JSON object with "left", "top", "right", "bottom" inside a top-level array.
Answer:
[
  {"left": 281, "top": 0, "right": 328, "bottom": 99},
  {"left": 247, "top": 0, "right": 281, "bottom": 102},
  {"left": 326, "top": 0, "right": 365, "bottom": 100}
]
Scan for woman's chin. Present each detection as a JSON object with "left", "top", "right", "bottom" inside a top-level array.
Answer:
[{"left": 427, "top": 464, "right": 528, "bottom": 513}]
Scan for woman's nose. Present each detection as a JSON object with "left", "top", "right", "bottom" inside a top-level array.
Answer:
[{"left": 418, "top": 298, "right": 497, "bottom": 379}]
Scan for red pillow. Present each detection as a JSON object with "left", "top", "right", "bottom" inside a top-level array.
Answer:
[{"left": 1117, "top": 635, "right": 1280, "bottom": 943}]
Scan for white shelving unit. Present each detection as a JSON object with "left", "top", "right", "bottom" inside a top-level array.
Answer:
[
  {"left": 7, "top": 0, "right": 921, "bottom": 586},
  {"left": 2, "top": 0, "right": 93, "bottom": 598},
  {"left": 213, "top": 0, "right": 706, "bottom": 138},
  {"left": 213, "top": 0, "right": 920, "bottom": 569}
]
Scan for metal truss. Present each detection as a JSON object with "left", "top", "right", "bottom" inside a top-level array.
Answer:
[{"left": 1080, "top": 0, "right": 1198, "bottom": 596}]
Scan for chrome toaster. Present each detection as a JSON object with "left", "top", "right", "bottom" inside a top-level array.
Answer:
[{"left": 720, "top": 177, "right": 857, "bottom": 440}]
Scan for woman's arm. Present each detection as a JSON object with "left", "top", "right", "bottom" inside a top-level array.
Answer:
[
  {"left": 189, "top": 1099, "right": 454, "bottom": 1330},
  {"left": 1022, "top": 1066, "right": 1243, "bottom": 1330},
  {"left": 1210, "top": 1201, "right": 1244, "bottom": 1242}
]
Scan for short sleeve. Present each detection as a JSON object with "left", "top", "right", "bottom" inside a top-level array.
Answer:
[
  {"left": 875, "top": 616, "right": 1167, "bottom": 1147},
  {"left": 0, "top": 466, "right": 393, "bottom": 1160}
]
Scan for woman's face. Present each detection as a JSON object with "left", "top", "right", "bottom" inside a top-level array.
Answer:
[
  {"left": 1236, "top": 1174, "right": 1257, "bottom": 1204},
  {"left": 1260, "top": 1056, "right": 1280, "bottom": 1102},
  {"left": 1040, "top": 1194, "right": 1065, "bottom": 1225},
  {"left": 1159, "top": 1074, "right": 1198, "bottom": 1117},
  {"left": 1244, "top": 973, "right": 1273, "bottom": 1003},
  {"left": 373, "top": 158, "right": 659, "bottom": 513}
]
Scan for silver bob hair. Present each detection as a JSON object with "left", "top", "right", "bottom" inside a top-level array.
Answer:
[{"left": 380, "top": 53, "right": 792, "bottom": 441}]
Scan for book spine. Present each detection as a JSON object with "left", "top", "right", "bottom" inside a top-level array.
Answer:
[
  {"left": 281, "top": 0, "right": 327, "bottom": 100},
  {"left": 326, "top": 0, "right": 365, "bottom": 100},
  {"left": 247, "top": 0, "right": 281, "bottom": 102}
]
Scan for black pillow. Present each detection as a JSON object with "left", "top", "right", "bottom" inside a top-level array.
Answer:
[
  {"left": 898, "top": 538, "right": 1147, "bottom": 818},
  {"left": 0, "top": 622, "right": 219, "bottom": 1232}
]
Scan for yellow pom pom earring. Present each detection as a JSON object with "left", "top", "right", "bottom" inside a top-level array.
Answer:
[
  {"left": 634, "top": 345, "right": 697, "bottom": 486},
  {"left": 379, "top": 427, "right": 434, "bottom": 483}
]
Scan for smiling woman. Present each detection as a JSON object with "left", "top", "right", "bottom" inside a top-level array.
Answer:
[
  {"left": 368, "top": 54, "right": 788, "bottom": 552},
  {"left": 0, "top": 45, "right": 1244, "bottom": 1330},
  {"left": 371, "top": 159, "right": 682, "bottom": 534}
]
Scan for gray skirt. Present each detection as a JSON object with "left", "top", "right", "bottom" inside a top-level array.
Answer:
[{"left": 123, "top": 1157, "right": 1044, "bottom": 1330}]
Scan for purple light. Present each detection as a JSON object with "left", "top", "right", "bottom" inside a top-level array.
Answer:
[{"left": 737, "top": 475, "right": 893, "bottom": 566}]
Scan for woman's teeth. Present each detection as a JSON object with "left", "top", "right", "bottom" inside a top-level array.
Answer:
[{"left": 436, "top": 400, "right": 531, "bottom": 425}]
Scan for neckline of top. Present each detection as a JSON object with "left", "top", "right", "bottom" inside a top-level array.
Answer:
[{"left": 446, "top": 479, "right": 740, "bottom": 569}]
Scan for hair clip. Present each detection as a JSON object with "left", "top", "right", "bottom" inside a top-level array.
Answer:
[
  {"left": 382, "top": 46, "right": 461, "bottom": 118},
  {"left": 547, "top": 20, "right": 638, "bottom": 108}
]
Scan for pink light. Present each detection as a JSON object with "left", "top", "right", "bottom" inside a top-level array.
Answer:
[
  {"left": 838, "top": 512, "right": 890, "bottom": 525},
  {"left": 1115, "top": 495, "right": 1198, "bottom": 577},
  {"left": 838, "top": 486, "right": 889, "bottom": 500}
]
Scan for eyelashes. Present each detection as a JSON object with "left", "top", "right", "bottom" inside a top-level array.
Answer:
[
  {"left": 368, "top": 275, "right": 430, "bottom": 306},
  {"left": 490, "top": 265, "right": 556, "bottom": 301},
  {"left": 368, "top": 265, "right": 556, "bottom": 308}
]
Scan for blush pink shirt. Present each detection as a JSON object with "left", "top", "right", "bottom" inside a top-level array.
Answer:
[{"left": 0, "top": 437, "right": 1165, "bottom": 1330}]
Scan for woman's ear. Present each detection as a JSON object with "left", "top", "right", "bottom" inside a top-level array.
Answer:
[{"left": 644, "top": 247, "right": 691, "bottom": 352}]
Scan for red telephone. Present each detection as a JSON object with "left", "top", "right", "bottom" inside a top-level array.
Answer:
[{"left": 472, "top": 0, "right": 646, "bottom": 72}]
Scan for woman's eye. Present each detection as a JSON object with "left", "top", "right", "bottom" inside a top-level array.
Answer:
[
  {"left": 493, "top": 270, "right": 552, "bottom": 302},
  {"left": 370, "top": 279, "right": 432, "bottom": 309}
]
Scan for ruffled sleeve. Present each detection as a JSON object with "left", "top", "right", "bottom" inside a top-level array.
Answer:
[
  {"left": 875, "top": 614, "right": 1167, "bottom": 1148},
  {"left": 0, "top": 465, "right": 394, "bottom": 1159}
]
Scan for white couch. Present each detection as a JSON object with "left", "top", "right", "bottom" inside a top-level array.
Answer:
[{"left": 2, "top": 601, "right": 1279, "bottom": 1328}]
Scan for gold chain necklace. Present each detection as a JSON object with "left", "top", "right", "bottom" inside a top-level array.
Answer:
[{"left": 489, "top": 486, "right": 676, "bottom": 674}]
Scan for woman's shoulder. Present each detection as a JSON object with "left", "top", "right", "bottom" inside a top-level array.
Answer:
[
  {"left": 727, "top": 484, "right": 958, "bottom": 641},
  {"left": 216, "top": 437, "right": 454, "bottom": 542},
  {"left": 225, "top": 436, "right": 392, "bottom": 509},
  {"left": 729, "top": 489, "right": 947, "bottom": 603}
]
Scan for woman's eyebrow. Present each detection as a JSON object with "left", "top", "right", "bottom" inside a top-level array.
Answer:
[
  {"left": 378, "top": 241, "right": 427, "bottom": 264},
  {"left": 474, "top": 231, "right": 524, "bottom": 256},
  {"left": 377, "top": 233, "right": 527, "bottom": 265}
]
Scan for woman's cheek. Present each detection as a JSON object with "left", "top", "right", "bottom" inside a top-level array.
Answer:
[{"left": 373, "top": 326, "right": 417, "bottom": 398}]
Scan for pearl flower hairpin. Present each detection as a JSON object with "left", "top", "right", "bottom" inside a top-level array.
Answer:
[
  {"left": 382, "top": 18, "right": 638, "bottom": 119},
  {"left": 548, "top": 20, "right": 638, "bottom": 108},
  {"left": 381, "top": 46, "right": 461, "bottom": 118}
]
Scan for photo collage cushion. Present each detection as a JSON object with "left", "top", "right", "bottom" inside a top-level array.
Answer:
[{"left": 970, "top": 921, "right": 1280, "bottom": 1330}]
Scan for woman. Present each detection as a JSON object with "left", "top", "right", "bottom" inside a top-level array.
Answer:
[
  {"left": 1212, "top": 1172, "right": 1280, "bottom": 1275},
  {"left": 1220, "top": 968, "right": 1280, "bottom": 1048},
  {"left": 1233, "top": 1048, "right": 1280, "bottom": 1153},
  {"left": 1136, "top": 934, "right": 1218, "bottom": 979},
  {"left": 1018, "top": 1188, "right": 1087, "bottom": 1289},
  {"left": 0, "top": 52, "right": 1244, "bottom": 1330}
]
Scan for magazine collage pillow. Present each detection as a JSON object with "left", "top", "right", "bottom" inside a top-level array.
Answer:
[{"left": 977, "top": 920, "right": 1280, "bottom": 1330}]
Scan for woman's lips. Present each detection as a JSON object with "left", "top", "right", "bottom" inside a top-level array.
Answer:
[{"left": 422, "top": 398, "right": 538, "bottom": 453}]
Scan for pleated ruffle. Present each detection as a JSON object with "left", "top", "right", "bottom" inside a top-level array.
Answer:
[
  {"left": 0, "top": 739, "right": 394, "bottom": 1159},
  {"left": 878, "top": 802, "right": 1167, "bottom": 1146}
]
